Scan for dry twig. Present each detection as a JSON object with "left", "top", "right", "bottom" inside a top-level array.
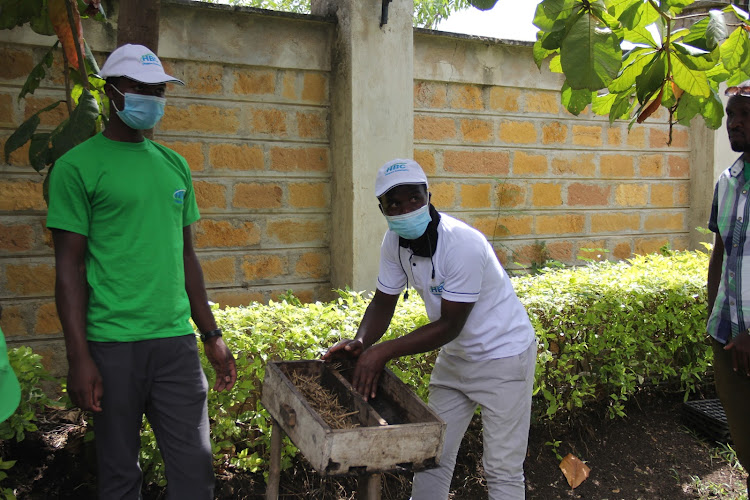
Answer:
[{"left": 288, "top": 372, "right": 360, "bottom": 429}]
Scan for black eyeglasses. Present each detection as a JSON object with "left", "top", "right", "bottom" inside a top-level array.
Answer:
[{"left": 725, "top": 86, "right": 750, "bottom": 97}]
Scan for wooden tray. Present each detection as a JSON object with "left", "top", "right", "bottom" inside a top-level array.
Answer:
[{"left": 261, "top": 360, "right": 445, "bottom": 475}]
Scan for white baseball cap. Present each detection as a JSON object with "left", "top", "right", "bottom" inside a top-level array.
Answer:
[
  {"left": 375, "top": 159, "right": 429, "bottom": 198},
  {"left": 99, "top": 44, "right": 184, "bottom": 85}
]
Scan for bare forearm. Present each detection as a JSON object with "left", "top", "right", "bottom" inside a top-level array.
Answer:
[
  {"left": 184, "top": 251, "right": 217, "bottom": 333},
  {"left": 355, "top": 307, "right": 391, "bottom": 348},
  {"left": 52, "top": 230, "right": 91, "bottom": 362},
  {"left": 376, "top": 319, "right": 460, "bottom": 360},
  {"left": 56, "top": 269, "right": 89, "bottom": 361}
]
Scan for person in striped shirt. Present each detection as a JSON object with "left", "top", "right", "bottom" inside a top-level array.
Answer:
[{"left": 707, "top": 80, "right": 750, "bottom": 496}]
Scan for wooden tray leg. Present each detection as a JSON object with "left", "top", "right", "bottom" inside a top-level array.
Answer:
[
  {"left": 266, "top": 418, "right": 283, "bottom": 500},
  {"left": 357, "top": 472, "right": 382, "bottom": 500}
]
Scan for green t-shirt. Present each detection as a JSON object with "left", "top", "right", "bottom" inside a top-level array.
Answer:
[
  {"left": 46, "top": 133, "right": 200, "bottom": 342},
  {"left": 745, "top": 161, "right": 750, "bottom": 184},
  {"left": 0, "top": 326, "right": 21, "bottom": 422}
]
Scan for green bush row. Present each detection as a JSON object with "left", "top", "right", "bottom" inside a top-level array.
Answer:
[
  {"left": 515, "top": 249, "right": 711, "bottom": 420},
  {"left": 4, "top": 250, "right": 712, "bottom": 487}
]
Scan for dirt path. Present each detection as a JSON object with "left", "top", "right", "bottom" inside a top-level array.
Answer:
[{"left": 4, "top": 389, "right": 747, "bottom": 499}]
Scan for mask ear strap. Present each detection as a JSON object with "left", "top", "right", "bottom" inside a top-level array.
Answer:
[
  {"left": 109, "top": 83, "right": 125, "bottom": 97},
  {"left": 108, "top": 83, "right": 125, "bottom": 113}
]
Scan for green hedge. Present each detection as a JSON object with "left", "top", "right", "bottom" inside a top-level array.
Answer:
[
  {"left": 5, "top": 250, "right": 712, "bottom": 486},
  {"left": 515, "top": 250, "right": 710, "bottom": 420},
  {"left": 189, "top": 249, "right": 710, "bottom": 482}
]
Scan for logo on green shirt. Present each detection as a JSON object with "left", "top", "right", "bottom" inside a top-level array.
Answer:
[{"left": 173, "top": 189, "right": 186, "bottom": 204}]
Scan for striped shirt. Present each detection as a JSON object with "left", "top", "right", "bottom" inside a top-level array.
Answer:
[{"left": 708, "top": 156, "right": 750, "bottom": 343}]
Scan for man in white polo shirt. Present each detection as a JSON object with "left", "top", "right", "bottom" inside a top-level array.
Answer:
[{"left": 324, "top": 159, "right": 536, "bottom": 499}]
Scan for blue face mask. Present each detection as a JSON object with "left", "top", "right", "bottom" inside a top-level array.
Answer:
[
  {"left": 385, "top": 204, "right": 431, "bottom": 240},
  {"left": 111, "top": 85, "right": 166, "bottom": 130}
]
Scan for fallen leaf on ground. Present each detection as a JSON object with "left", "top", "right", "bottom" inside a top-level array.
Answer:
[{"left": 560, "top": 453, "right": 591, "bottom": 489}]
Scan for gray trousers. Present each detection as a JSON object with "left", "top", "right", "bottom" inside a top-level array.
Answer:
[
  {"left": 88, "top": 334, "right": 214, "bottom": 500},
  {"left": 412, "top": 342, "right": 536, "bottom": 500}
]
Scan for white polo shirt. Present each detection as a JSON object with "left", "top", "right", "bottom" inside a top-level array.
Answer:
[{"left": 376, "top": 213, "right": 535, "bottom": 361}]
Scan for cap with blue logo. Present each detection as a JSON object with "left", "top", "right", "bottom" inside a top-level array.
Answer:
[
  {"left": 375, "top": 159, "right": 429, "bottom": 198},
  {"left": 99, "top": 44, "right": 185, "bottom": 86}
]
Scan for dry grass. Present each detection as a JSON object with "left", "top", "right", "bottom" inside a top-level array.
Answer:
[{"left": 288, "top": 371, "right": 360, "bottom": 430}]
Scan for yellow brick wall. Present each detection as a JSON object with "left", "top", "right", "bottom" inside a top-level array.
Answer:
[
  {"left": 413, "top": 80, "right": 692, "bottom": 269},
  {"left": 0, "top": 30, "right": 333, "bottom": 373},
  {"left": 0, "top": 10, "right": 701, "bottom": 375}
]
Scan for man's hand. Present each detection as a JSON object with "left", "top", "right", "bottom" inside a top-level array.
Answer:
[
  {"left": 204, "top": 337, "right": 237, "bottom": 391},
  {"left": 322, "top": 339, "right": 364, "bottom": 362},
  {"left": 67, "top": 355, "right": 103, "bottom": 412},
  {"left": 352, "top": 344, "right": 390, "bottom": 401},
  {"left": 724, "top": 330, "right": 750, "bottom": 376}
]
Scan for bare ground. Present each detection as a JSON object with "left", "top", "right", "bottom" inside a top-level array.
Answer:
[{"left": 4, "top": 388, "right": 747, "bottom": 499}]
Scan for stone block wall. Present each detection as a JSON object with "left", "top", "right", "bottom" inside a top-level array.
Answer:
[
  {"left": 0, "top": 4, "right": 335, "bottom": 373},
  {"left": 412, "top": 34, "right": 694, "bottom": 269},
  {"left": 0, "top": 3, "right": 713, "bottom": 376}
]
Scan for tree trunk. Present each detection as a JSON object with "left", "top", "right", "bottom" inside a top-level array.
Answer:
[
  {"left": 116, "top": 0, "right": 161, "bottom": 53},
  {"left": 115, "top": 0, "right": 161, "bottom": 138}
]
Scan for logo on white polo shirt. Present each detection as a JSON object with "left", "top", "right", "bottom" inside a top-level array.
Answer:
[{"left": 429, "top": 281, "right": 445, "bottom": 296}]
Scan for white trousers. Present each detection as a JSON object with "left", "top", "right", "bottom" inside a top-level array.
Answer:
[{"left": 411, "top": 342, "right": 536, "bottom": 500}]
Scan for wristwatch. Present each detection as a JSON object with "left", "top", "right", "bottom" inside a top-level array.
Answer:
[{"left": 200, "top": 328, "right": 223, "bottom": 343}]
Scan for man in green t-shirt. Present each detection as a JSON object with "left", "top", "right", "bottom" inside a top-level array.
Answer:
[
  {"left": 0, "top": 306, "right": 21, "bottom": 424},
  {"left": 46, "top": 44, "right": 236, "bottom": 499}
]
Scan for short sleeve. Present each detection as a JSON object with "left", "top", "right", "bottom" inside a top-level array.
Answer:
[
  {"left": 181, "top": 162, "right": 200, "bottom": 227},
  {"left": 376, "top": 232, "right": 407, "bottom": 295},
  {"left": 46, "top": 160, "right": 91, "bottom": 236},
  {"left": 441, "top": 236, "right": 486, "bottom": 303}
]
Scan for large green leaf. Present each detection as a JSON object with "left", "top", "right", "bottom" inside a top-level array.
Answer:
[
  {"left": 4, "top": 114, "right": 40, "bottom": 163},
  {"left": 50, "top": 90, "right": 99, "bottom": 161},
  {"left": 720, "top": 27, "right": 749, "bottom": 73},
  {"left": 706, "top": 10, "right": 729, "bottom": 48},
  {"left": 533, "top": 38, "right": 557, "bottom": 68},
  {"left": 674, "top": 92, "right": 699, "bottom": 126},
  {"left": 548, "top": 54, "right": 563, "bottom": 73},
  {"left": 3, "top": 99, "right": 64, "bottom": 163},
  {"left": 671, "top": 42, "right": 716, "bottom": 71},
  {"left": 699, "top": 89, "right": 724, "bottom": 130},
  {"left": 624, "top": 26, "right": 659, "bottom": 47},
  {"left": 541, "top": 26, "right": 568, "bottom": 50},
  {"left": 533, "top": 0, "right": 578, "bottom": 31},
  {"left": 561, "top": 81, "right": 593, "bottom": 115},
  {"left": 682, "top": 17, "right": 712, "bottom": 52},
  {"left": 607, "top": 0, "right": 642, "bottom": 30},
  {"left": 28, "top": 7, "right": 54, "bottom": 36},
  {"left": 28, "top": 133, "right": 52, "bottom": 172},
  {"left": 0, "top": 0, "right": 43, "bottom": 30},
  {"left": 635, "top": 51, "right": 665, "bottom": 104},
  {"left": 468, "top": 0, "right": 498, "bottom": 11},
  {"left": 609, "top": 93, "right": 634, "bottom": 123},
  {"left": 591, "top": 91, "right": 617, "bottom": 116},
  {"left": 561, "top": 13, "right": 622, "bottom": 90},
  {"left": 18, "top": 42, "right": 57, "bottom": 101},
  {"left": 83, "top": 39, "right": 101, "bottom": 75},
  {"left": 726, "top": 69, "right": 750, "bottom": 87},
  {"left": 609, "top": 48, "right": 655, "bottom": 92},
  {"left": 663, "top": 0, "right": 693, "bottom": 15},
  {"left": 728, "top": 4, "right": 749, "bottom": 22},
  {"left": 672, "top": 55, "right": 711, "bottom": 98},
  {"left": 589, "top": 2, "right": 619, "bottom": 30}
]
